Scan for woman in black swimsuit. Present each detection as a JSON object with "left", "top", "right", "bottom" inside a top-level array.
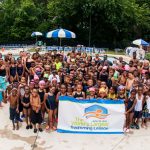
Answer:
[
  {"left": 17, "top": 58, "right": 25, "bottom": 81},
  {"left": 44, "top": 86, "right": 57, "bottom": 131},
  {"left": 0, "top": 59, "right": 7, "bottom": 77},
  {"left": 22, "top": 86, "right": 32, "bottom": 129},
  {"left": 9, "top": 58, "right": 17, "bottom": 83}
]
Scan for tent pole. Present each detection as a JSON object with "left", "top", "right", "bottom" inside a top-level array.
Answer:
[
  {"left": 36, "top": 36, "right": 37, "bottom": 46},
  {"left": 60, "top": 38, "right": 62, "bottom": 46}
]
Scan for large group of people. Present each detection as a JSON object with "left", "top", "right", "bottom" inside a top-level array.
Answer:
[{"left": 0, "top": 49, "right": 150, "bottom": 133}]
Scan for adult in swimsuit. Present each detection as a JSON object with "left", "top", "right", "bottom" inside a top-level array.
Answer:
[
  {"left": 44, "top": 86, "right": 57, "bottom": 131},
  {"left": 9, "top": 58, "right": 17, "bottom": 83},
  {"left": 17, "top": 58, "right": 25, "bottom": 81}
]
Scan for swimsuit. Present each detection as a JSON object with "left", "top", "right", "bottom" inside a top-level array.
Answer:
[
  {"left": 126, "top": 98, "right": 135, "bottom": 113},
  {"left": 10, "top": 66, "right": 17, "bottom": 77},
  {"left": 46, "top": 94, "right": 56, "bottom": 110},
  {"left": 26, "top": 62, "right": 31, "bottom": 70},
  {"left": 17, "top": 66, "right": 23, "bottom": 76},
  {"left": 74, "top": 92, "right": 84, "bottom": 99},
  {"left": 38, "top": 90, "right": 45, "bottom": 103},
  {"left": 0, "top": 68, "right": 6, "bottom": 77},
  {"left": 22, "top": 95, "right": 30, "bottom": 109}
]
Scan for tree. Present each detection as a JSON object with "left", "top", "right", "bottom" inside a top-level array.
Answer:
[{"left": 0, "top": 0, "right": 149, "bottom": 48}]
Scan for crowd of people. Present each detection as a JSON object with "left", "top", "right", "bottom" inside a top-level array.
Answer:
[{"left": 0, "top": 49, "right": 150, "bottom": 133}]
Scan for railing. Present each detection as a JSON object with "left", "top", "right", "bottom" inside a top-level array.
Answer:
[{"left": 0, "top": 45, "right": 110, "bottom": 53}]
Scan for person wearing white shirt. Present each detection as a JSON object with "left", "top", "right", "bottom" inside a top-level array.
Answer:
[{"left": 48, "top": 70, "right": 60, "bottom": 83}]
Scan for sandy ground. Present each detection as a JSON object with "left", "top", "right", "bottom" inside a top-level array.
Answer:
[{"left": 0, "top": 102, "right": 150, "bottom": 150}]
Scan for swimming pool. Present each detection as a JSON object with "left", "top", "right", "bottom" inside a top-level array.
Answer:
[
  {"left": 2, "top": 54, "right": 125, "bottom": 64},
  {"left": 2, "top": 55, "right": 19, "bottom": 60}
]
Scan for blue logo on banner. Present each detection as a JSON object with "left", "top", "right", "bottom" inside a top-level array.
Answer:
[{"left": 84, "top": 105, "right": 109, "bottom": 119}]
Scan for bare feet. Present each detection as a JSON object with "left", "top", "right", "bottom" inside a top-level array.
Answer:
[
  {"left": 16, "top": 125, "right": 19, "bottom": 130},
  {"left": 52, "top": 126, "right": 57, "bottom": 131},
  {"left": 45, "top": 125, "right": 50, "bottom": 131}
]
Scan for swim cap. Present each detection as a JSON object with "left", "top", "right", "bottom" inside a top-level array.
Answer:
[
  {"left": 35, "top": 68, "right": 41, "bottom": 72},
  {"left": 39, "top": 80, "right": 45, "bottom": 85},
  {"left": 34, "top": 75, "right": 39, "bottom": 80},
  {"left": 99, "top": 88, "right": 106, "bottom": 93},
  {"left": 89, "top": 87, "right": 95, "bottom": 92},
  {"left": 125, "top": 65, "right": 129, "bottom": 71},
  {"left": 52, "top": 78, "right": 57, "bottom": 82},
  {"left": 103, "top": 66, "right": 107, "bottom": 70}
]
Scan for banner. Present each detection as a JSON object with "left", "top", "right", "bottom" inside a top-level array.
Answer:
[{"left": 57, "top": 96, "right": 125, "bottom": 134}]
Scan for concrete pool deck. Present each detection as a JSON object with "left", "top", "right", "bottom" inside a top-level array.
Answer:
[{"left": 0, "top": 102, "right": 150, "bottom": 150}]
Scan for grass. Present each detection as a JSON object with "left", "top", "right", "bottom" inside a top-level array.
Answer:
[
  {"left": 106, "top": 50, "right": 125, "bottom": 55},
  {"left": 28, "top": 48, "right": 36, "bottom": 52}
]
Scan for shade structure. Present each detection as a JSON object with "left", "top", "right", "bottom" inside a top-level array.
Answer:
[
  {"left": 31, "top": 32, "right": 43, "bottom": 37},
  {"left": 132, "top": 39, "right": 149, "bottom": 46},
  {"left": 46, "top": 28, "right": 76, "bottom": 46},
  {"left": 31, "top": 32, "right": 43, "bottom": 45}
]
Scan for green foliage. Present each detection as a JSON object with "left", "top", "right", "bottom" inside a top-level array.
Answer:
[
  {"left": 145, "top": 53, "right": 150, "bottom": 61},
  {"left": 0, "top": 0, "right": 149, "bottom": 48}
]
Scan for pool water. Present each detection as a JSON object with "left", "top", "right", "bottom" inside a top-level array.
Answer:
[
  {"left": 2, "top": 55, "right": 19, "bottom": 60},
  {"left": 2, "top": 55, "right": 118, "bottom": 64}
]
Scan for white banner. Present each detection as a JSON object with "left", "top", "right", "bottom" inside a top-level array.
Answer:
[{"left": 57, "top": 96, "right": 125, "bottom": 134}]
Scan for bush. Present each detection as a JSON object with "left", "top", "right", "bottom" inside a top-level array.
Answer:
[{"left": 145, "top": 53, "right": 150, "bottom": 60}]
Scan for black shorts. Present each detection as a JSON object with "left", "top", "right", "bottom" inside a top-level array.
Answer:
[
  {"left": 10, "top": 107, "right": 19, "bottom": 121},
  {"left": 31, "top": 109, "right": 42, "bottom": 124},
  {"left": 134, "top": 111, "right": 142, "bottom": 118},
  {"left": 23, "top": 105, "right": 31, "bottom": 109}
]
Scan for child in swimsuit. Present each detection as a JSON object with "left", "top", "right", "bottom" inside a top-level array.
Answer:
[
  {"left": 73, "top": 84, "right": 85, "bottom": 99},
  {"left": 22, "top": 86, "right": 32, "bottom": 130},
  {"left": 67, "top": 85, "right": 73, "bottom": 97},
  {"left": 7, "top": 88, "right": 19, "bottom": 130},
  {"left": 124, "top": 89, "right": 137, "bottom": 132},
  {"left": 98, "top": 88, "right": 107, "bottom": 99},
  {"left": 38, "top": 80, "right": 46, "bottom": 121},
  {"left": 117, "top": 87, "right": 126, "bottom": 100},
  {"left": 30, "top": 88, "right": 43, "bottom": 133},
  {"left": 133, "top": 87, "right": 144, "bottom": 129},
  {"left": 44, "top": 86, "right": 57, "bottom": 131},
  {"left": 86, "top": 87, "right": 97, "bottom": 99},
  {"left": 107, "top": 86, "right": 117, "bottom": 100}
]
